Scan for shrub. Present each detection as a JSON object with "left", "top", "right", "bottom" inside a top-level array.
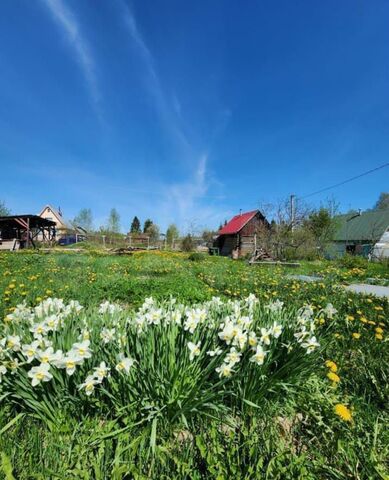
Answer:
[
  {"left": 336, "top": 254, "right": 368, "bottom": 269},
  {"left": 188, "top": 252, "right": 205, "bottom": 262},
  {"left": 181, "top": 234, "right": 194, "bottom": 252}
]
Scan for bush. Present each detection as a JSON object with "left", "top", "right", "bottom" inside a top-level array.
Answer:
[
  {"left": 188, "top": 252, "right": 205, "bottom": 262},
  {"left": 336, "top": 254, "right": 368, "bottom": 269},
  {"left": 181, "top": 234, "right": 194, "bottom": 252}
]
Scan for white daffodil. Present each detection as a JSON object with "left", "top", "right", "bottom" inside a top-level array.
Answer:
[
  {"left": 248, "top": 332, "right": 258, "bottom": 349},
  {"left": 21, "top": 341, "right": 40, "bottom": 363},
  {"left": 184, "top": 310, "right": 200, "bottom": 333},
  {"left": 259, "top": 328, "right": 271, "bottom": 346},
  {"left": 30, "top": 322, "right": 48, "bottom": 339},
  {"left": 100, "top": 327, "right": 116, "bottom": 344},
  {"left": 237, "top": 316, "right": 252, "bottom": 329},
  {"left": 71, "top": 340, "right": 92, "bottom": 360},
  {"left": 233, "top": 330, "right": 247, "bottom": 350},
  {"left": 266, "top": 299, "right": 284, "bottom": 313},
  {"left": 59, "top": 353, "right": 82, "bottom": 376},
  {"left": 294, "top": 327, "right": 310, "bottom": 343},
  {"left": 216, "top": 363, "right": 233, "bottom": 378},
  {"left": 171, "top": 310, "right": 182, "bottom": 325},
  {"left": 147, "top": 308, "right": 163, "bottom": 325},
  {"left": 207, "top": 347, "right": 223, "bottom": 357},
  {"left": 67, "top": 300, "right": 83, "bottom": 313},
  {"left": 218, "top": 321, "right": 235, "bottom": 344},
  {"left": 78, "top": 375, "right": 98, "bottom": 396},
  {"left": 271, "top": 322, "right": 283, "bottom": 338},
  {"left": 187, "top": 341, "right": 201, "bottom": 361},
  {"left": 98, "top": 301, "right": 122, "bottom": 315},
  {"left": 324, "top": 303, "right": 337, "bottom": 319},
  {"left": 37, "top": 347, "right": 63, "bottom": 365},
  {"left": 80, "top": 329, "right": 90, "bottom": 341},
  {"left": 302, "top": 336, "right": 320, "bottom": 354},
  {"left": 6, "top": 335, "right": 21, "bottom": 352},
  {"left": 28, "top": 363, "right": 53, "bottom": 387},
  {"left": 115, "top": 354, "right": 135, "bottom": 374},
  {"left": 0, "top": 365, "right": 6, "bottom": 382},
  {"left": 45, "top": 315, "right": 59, "bottom": 331},
  {"left": 250, "top": 345, "right": 267, "bottom": 365},
  {"left": 93, "top": 361, "right": 110, "bottom": 382},
  {"left": 225, "top": 347, "right": 241, "bottom": 366}
]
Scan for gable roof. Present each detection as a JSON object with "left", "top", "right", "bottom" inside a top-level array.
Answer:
[
  {"left": 219, "top": 210, "right": 259, "bottom": 235},
  {"left": 38, "top": 205, "right": 71, "bottom": 229},
  {"left": 333, "top": 209, "right": 389, "bottom": 242}
]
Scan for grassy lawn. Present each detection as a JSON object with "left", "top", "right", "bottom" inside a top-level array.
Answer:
[{"left": 0, "top": 250, "right": 388, "bottom": 478}]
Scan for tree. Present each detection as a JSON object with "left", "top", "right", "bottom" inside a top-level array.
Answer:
[
  {"left": 181, "top": 234, "right": 194, "bottom": 252},
  {"left": 73, "top": 208, "right": 93, "bottom": 231},
  {"left": 201, "top": 229, "right": 216, "bottom": 245},
  {"left": 304, "top": 208, "right": 337, "bottom": 252},
  {"left": 166, "top": 224, "right": 179, "bottom": 246},
  {"left": 0, "top": 200, "right": 10, "bottom": 216},
  {"left": 143, "top": 218, "right": 153, "bottom": 233},
  {"left": 146, "top": 223, "right": 160, "bottom": 243},
  {"left": 130, "top": 216, "right": 141, "bottom": 234},
  {"left": 107, "top": 208, "right": 120, "bottom": 233},
  {"left": 374, "top": 192, "right": 389, "bottom": 210}
]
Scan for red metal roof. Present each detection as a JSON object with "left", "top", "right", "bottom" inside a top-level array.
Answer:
[{"left": 218, "top": 210, "right": 259, "bottom": 235}]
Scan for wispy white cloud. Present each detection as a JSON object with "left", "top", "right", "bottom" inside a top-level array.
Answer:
[
  {"left": 41, "top": 0, "right": 102, "bottom": 120},
  {"left": 117, "top": 0, "right": 191, "bottom": 153},
  {"left": 116, "top": 2, "right": 232, "bottom": 229}
]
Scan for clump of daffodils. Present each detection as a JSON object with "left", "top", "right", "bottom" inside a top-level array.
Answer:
[{"left": 0, "top": 295, "right": 330, "bottom": 397}]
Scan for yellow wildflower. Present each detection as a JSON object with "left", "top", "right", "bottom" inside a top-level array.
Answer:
[
  {"left": 346, "top": 315, "right": 354, "bottom": 321},
  {"left": 352, "top": 333, "right": 361, "bottom": 339},
  {"left": 334, "top": 404, "right": 352, "bottom": 422},
  {"left": 327, "top": 372, "right": 340, "bottom": 383},
  {"left": 375, "top": 333, "right": 383, "bottom": 340},
  {"left": 325, "top": 360, "right": 338, "bottom": 372},
  {"left": 375, "top": 327, "right": 383, "bottom": 334}
]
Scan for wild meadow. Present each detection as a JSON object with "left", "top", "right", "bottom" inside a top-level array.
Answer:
[{"left": 0, "top": 250, "right": 387, "bottom": 479}]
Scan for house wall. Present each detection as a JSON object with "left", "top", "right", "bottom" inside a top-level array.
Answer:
[
  {"left": 219, "top": 235, "right": 237, "bottom": 256},
  {"left": 38, "top": 207, "right": 68, "bottom": 241},
  {"left": 372, "top": 228, "right": 389, "bottom": 259},
  {"left": 217, "top": 213, "right": 268, "bottom": 257}
]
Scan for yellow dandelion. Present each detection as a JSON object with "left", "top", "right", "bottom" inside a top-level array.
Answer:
[
  {"left": 375, "top": 327, "right": 383, "bottom": 334},
  {"left": 346, "top": 315, "right": 355, "bottom": 321},
  {"left": 352, "top": 333, "right": 361, "bottom": 339},
  {"left": 375, "top": 333, "right": 383, "bottom": 340},
  {"left": 334, "top": 404, "right": 352, "bottom": 422},
  {"left": 327, "top": 372, "right": 340, "bottom": 383},
  {"left": 325, "top": 360, "right": 338, "bottom": 372}
]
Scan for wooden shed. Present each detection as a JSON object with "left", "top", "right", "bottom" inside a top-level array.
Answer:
[{"left": 214, "top": 209, "right": 268, "bottom": 258}]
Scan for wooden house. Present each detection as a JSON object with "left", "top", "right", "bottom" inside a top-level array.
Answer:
[
  {"left": 38, "top": 205, "right": 86, "bottom": 244},
  {"left": 214, "top": 209, "right": 268, "bottom": 258},
  {"left": 330, "top": 209, "right": 389, "bottom": 259}
]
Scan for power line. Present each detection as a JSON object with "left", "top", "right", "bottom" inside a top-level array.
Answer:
[{"left": 300, "top": 162, "right": 389, "bottom": 199}]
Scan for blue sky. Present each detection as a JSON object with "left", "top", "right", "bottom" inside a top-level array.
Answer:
[{"left": 1, "top": 0, "right": 388, "bottom": 232}]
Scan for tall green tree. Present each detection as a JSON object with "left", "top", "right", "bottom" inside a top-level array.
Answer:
[
  {"left": 107, "top": 208, "right": 121, "bottom": 233},
  {"left": 73, "top": 208, "right": 93, "bottom": 231},
  {"left": 374, "top": 192, "right": 389, "bottom": 210},
  {"left": 130, "top": 216, "right": 141, "bottom": 234},
  {"left": 146, "top": 223, "right": 160, "bottom": 243},
  {"left": 181, "top": 234, "right": 194, "bottom": 252},
  {"left": 0, "top": 200, "right": 10, "bottom": 216},
  {"left": 143, "top": 218, "right": 153, "bottom": 233},
  {"left": 304, "top": 208, "right": 336, "bottom": 252},
  {"left": 166, "top": 224, "right": 179, "bottom": 246}
]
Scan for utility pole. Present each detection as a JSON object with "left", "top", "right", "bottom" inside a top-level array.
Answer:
[{"left": 290, "top": 194, "right": 295, "bottom": 232}]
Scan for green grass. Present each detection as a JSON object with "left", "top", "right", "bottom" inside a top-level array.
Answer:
[{"left": 0, "top": 251, "right": 388, "bottom": 479}]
